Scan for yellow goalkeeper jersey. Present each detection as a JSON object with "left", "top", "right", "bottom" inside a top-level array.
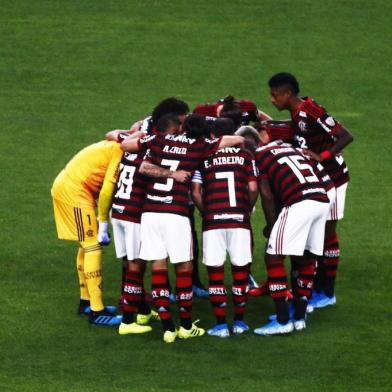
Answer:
[{"left": 51, "top": 141, "right": 123, "bottom": 208}]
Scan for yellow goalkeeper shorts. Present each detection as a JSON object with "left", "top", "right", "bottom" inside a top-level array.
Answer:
[{"left": 52, "top": 198, "right": 98, "bottom": 242}]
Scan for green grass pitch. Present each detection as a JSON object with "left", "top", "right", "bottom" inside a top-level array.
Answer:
[{"left": 1, "top": 1, "right": 391, "bottom": 391}]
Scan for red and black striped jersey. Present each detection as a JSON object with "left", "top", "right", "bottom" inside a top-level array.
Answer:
[
  {"left": 291, "top": 97, "right": 349, "bottom": 187},
  {"left": 111, "top": 151, "right": 148, "bottom": 223},
  {"left": 193, "top": 99, "right": 259, "bottom": 124},
  {"left": 196, "top": 147, "right": 257, "bottom": 231},
  {"left": 138, "top": 133, "right": 221, "bottom": 217},
  {"left": 255, "top": 141, "right": 330, "bottom": 207}
]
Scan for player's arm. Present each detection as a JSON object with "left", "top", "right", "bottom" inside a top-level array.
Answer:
[
  {"left": 191, "top": 182, "right": 203, "bottom": 213},
  {"left": 259, "top": 178, "right": 277, "bottom": 237},
  {"left": 96, "top": 149, "right": 123, "bottom": 244},
  {"left": 218, "top": 135, "right": 245, "bottom": 149},
  {"left": 139, "top": 161, "right": 191, "bottom": 183},
  {"left": 191, "top": 170, "right": 204, "bottom": 212},
  {"left": 129, "top": 120, "right": 143, "bottom": 133},
  {"left": 248, "top": 180, "right": 258, "bottom": 208},
  {"left": 258, "top": 109, "right": 273, "bottom": 121}
]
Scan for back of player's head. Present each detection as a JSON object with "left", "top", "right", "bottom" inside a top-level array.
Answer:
[
  {"left": 183, "top": 114, "right": 211, "bottom": 139},
  {"left": 219, "top": 96, "right": 243, "bottom": 129},
  {"left": 151, "top": 97, "right": 190, "bottom": 126},
  {"left": 155, "top": 113, "right": 181, "bottom": 134},
  {"left": 268, "top": 72, "right": 300, "bottom": 95},
  {"left": 211, "top": 118, "right": 235, "bottom": 137}
]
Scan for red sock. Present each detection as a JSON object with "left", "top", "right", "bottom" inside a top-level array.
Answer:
[
  {"left": 176, "top": 271, "right": 193, "bottom": 328},
  {"left": 267, "top": 260, "right": 288, "bottom": 302},
  {"left": 322, "top": 233, "right": 340, "bottom": 297},
  {"left": 151, "top": 269, "right": 171, "bottom": 320},
  {"left": 231, "top": 265, "right": 249, "bottom": 321},
  {"left": 294, "top": 257, "right": 316, "bottom": 300},
  {"left": 207, "top": 266, "right": 227, "bottom": 323},
  {"left": 121, "top": 270, "right": 143, "bottom": 316}
]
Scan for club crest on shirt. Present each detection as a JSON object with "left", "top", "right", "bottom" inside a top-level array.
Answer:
[{"left": 298, "top": 120, "right": 307, "bottom": 131}]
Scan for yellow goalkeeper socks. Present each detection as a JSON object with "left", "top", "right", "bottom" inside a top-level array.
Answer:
[
  {"left": 76, "top": 247, "right": 90, "bottom": 301},
  {"left": 82, "top": 242, "right": 104, "bottom": 312}
]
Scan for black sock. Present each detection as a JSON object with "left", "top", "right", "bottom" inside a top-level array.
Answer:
[
  {"left": 138, "top": 298, "right": 151, "bottom": 315},
  {"left": 216, "top": 316, "right": 227, "bottom": 325},
  {"left": 276, "top": 301, "right": 289, "bottom": 324},
  {"left": 233, "top": 314, "right": 244, "bottom": 321},
  {"left": 181, "top": 317, "right": 192, "bottom": 330},
  {"left": 122, "top": 311, "right": 134, "bottom": 324},
  {"left": 161, "top": 318, "right": 176, "bottom": 332},
  {"left": 293, "top": 298, "right": 307, "bottom": 320}
]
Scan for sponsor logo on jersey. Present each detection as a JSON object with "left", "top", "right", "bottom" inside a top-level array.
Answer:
[
  {"left": 147, "top": 194, "right": 173, "bottom": 204},
  {"left": 112, "top": 203, "right": 125, "bottom": 213},
  {"left": 325, "top": 116, "right": 336, "bottom": 127},
  {"left": 86, "top": 229, "right": 94, "bottom": 237},
  {"left": 213, "top": 213, "right": 244, "bottom": 222},
  {"left": 124, "top": 152, "right": 138, "bottom": 161},
  {"left": 299, "top": 111, "right": 307, "bottom": 118}
]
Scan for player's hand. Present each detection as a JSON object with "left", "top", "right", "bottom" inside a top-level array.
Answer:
[
  {"left": 262, "top": 225, "right": 271, "bottom": 238},
  {"left": 97, "top": 221, "right": 111, "bottom": 246},
  {"left": 171, "top": 170, "right": 191, "bottom": 183},
  {"left": 302, "top": 149, "right": 322, "bottom": 162}
]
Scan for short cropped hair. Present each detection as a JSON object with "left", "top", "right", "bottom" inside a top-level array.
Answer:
[
  {"left": 268, "top": 72, "right": 300, "bottom": 95},
  {"left": 211, "top": 118, "right": 235, "bottom": 137},
  {"left": 219, "top": 96, "right": 243, "bottom": 129},
  {"left": 183, "top": 114, "right": 211, "bottom": 139},
  {"left": 155, "top": 113, "right": 181, "bottom": 133},
  {"left": 151, "top": 97, "right": 189, "bottom": 126}
]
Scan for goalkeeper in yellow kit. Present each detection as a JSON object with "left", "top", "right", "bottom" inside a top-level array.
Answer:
[{"left": 51, "top": 140, "right": 123, "bottom": 325}]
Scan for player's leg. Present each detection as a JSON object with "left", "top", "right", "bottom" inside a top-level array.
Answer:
[
  {"left": 52, "top": 198, "right": 118, "bottom": 324},
  {"left": 255, "top": 203, "right": 313, "bottom": 336},
  {"left": 228, "top": 228, "right": 252, "bottom": 335},
  {"left": 189, "top": 205, "right": 208, "bottom": 298},
  {"left": 291, "top": 252, "right": 317, "bottom": 330},
  {"left": 203, "top": 229, "right": 230, "bottom": 337},
  {"left": 164, "top": 214, "right": 205, "bottom": 340},
  {"left": 151, "top": 258, "right": 176, "bottom": 342},
  {"left": 76, "top": 247, "right": 90, "bottom": 314},
  {"left": 119, "top": 259, "right": 152, "bottom": 335},
  {"left": 139, "top": 213, "right": 175, "bottom": 342},
  {"left": 313, "top": 184, "right": 347, "bottom": 306}
]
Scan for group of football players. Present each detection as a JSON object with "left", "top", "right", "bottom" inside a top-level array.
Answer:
[{"left": 51, "top": 72, "right": 353, "bottom": 343}]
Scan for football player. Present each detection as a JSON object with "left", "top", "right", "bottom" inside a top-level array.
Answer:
[
  {"left": 254, "top": 126, "right": 330, "bottom": 335},
  {"left": 267, "top": 73, "right": 354, "bottom": 308},
  {"left": 51, "top": 140, "right": 124, "bottom": 326},
  {"left": 192, "top": 122, "right": 258, "bottom": 338}
]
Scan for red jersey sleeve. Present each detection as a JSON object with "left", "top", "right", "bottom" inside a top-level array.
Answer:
[
  {"left": 137, "top": 134, "right": 157, "bottom": 152},
  {"left": 193, "top": 103, "right": 218, "bottom": 117},
  {"left": 201, "top": 137, "right": 222, "bottom": 157},
  {"left": 301, "top": 98, "right": 343, "bottom": 136},
  {"left": 255, "top": 148, "right": 268, "bottom": 180}
]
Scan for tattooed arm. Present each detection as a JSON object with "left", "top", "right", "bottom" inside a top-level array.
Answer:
[{"left": 139, "top": 161, "right": 191, "bottom": 183}]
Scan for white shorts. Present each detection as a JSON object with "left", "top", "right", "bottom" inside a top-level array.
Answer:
[
  {"left": 202, "top": 228, "right": 252, "bottom": 267},
  {"left": 111, "top": 218, "right": 141, "bottom": 260},
  {"left": 139, "top": 212, "right": 193, "bottom": 264},
  {"left": 267, "top": 200, "right": 330, "bottom": 256},
  {"left": 328, "top": 182, "right": 348, "bottom": 221}
]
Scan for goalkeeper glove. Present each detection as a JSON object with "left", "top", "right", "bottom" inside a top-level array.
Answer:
[{"left": 97, "top": 221, "right": 111, "bottom": 245}]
